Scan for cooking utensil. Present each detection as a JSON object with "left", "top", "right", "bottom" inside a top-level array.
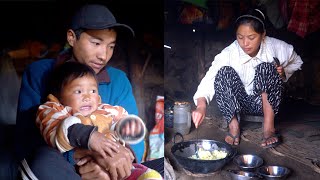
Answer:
[
  {"left": 171, "top": 133, "right": 236, "bottom": 174},
  {"left": 173, "top": 101, "right": 191, "bottom": 135},
  {"left": 195, "top": 126, "right": 200, "bottom": 158},
  {"left": 273, "top": 57, "right": 280, "bottom": 66},
  {"left": 115, "top": 114, "right": 146, "bottom": 145},
  {"left": 227, "top": 169, "right": 263, "bottom": 180},
  {"left": 257, "top": 165, "right": 290, "bottom": 179},
  {"left": 233, "top": 154, "right": 263, "bottom": 171}
]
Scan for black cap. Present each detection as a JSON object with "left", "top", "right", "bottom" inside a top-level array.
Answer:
[{"left": 71, "top": 4, "right": 134, "bottom": 36}]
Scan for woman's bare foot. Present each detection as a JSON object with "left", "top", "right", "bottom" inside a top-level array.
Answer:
[
  {"left": 225, "top": 117, "right": 240, "bottom": 145},
  {"left": 261, "top": 129, "right": 280, "bottom": 148},
  {"left": 260, "top": 92, "right": 280, "bottom": 148}
]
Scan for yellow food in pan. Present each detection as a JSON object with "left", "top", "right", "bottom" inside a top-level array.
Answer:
[{"left": 189, "top": 148, "right": 227, "bottom": 160}]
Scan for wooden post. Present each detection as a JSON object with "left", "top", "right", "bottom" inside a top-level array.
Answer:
[{"left": 127, "top": 40, "right": 148, "bottom": 123}]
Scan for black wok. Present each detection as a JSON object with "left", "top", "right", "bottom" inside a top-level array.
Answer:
[{"left": 171, "top": 133, "right": 236, "bottom": 174}]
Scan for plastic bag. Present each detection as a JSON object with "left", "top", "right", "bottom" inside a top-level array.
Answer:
[{"left": 147, "top": 95, "right": 164, "bottom": 160}]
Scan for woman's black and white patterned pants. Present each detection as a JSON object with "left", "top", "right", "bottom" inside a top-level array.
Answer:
[{"left": 214, "top": 62, "right": 284, "bottom": 124}]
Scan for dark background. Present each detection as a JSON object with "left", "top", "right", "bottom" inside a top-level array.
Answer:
[
  {"left": 0, "top": 0, "right": 164, "bottom": 152},
  {"left": 0, "top": 0, "right": 163, "bottom": 50}
]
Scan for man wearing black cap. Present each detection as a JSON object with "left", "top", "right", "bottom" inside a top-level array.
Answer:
[{"left": 15, "top": 4, "right": 146, "bottom": 179}]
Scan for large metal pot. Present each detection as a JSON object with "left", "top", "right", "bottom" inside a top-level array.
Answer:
[{"left": 171, "top": 133, "right": 236, "bottom": 174}]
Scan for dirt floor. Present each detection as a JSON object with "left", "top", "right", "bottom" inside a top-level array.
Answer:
[{"left": 164, "top": 100, "right": 320, "bottom": 180}]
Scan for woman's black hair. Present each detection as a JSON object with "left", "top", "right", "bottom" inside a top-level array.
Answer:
[
  {"left": 48, "top": 61, "right": 98, "bottom": 99},
  {"left": 235, "top": 8, "right": 266, "bottom": 34}
]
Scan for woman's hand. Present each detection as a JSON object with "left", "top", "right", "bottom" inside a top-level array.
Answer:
[
  {"left": 192, "top": 97, "right": 207, "bottom": 128},
  {"left": 275, "top": 65, "right": 286, "bottom": 80}
]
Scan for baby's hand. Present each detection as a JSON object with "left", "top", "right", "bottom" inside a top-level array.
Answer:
[
  {"left": 120, "top": 118, "right": 143, "bottom": 137},
  {"left": 88, "top": 131, "right": 120, "bottom": 158}
]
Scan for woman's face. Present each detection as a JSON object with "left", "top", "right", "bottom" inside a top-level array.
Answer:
[
  {"left": 60, "top": 75, "right": 100, "bottom": 116},
  {"left": 236, "top": 24, "right": 265, "bottom": 57},
  {"left": 67, "top": 29, "right": 117, "bottom": 74}
]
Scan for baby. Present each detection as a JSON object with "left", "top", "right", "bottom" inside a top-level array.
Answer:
[{"left": 36, "top": 61, "right": 162, "bottom": 179}]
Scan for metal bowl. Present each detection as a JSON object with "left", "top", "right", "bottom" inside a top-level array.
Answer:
[
  {"left": 257, "top": 165, "right": 290, "bottom": 179},
  {"left": 233, "top": 154, "right": 263, "bottom": 171},
  {"left": 227, "top": 170, "right": 262, "bottom": 180},
  {"left": 171, "top": 133, "right": 237, "bottom": 174}
]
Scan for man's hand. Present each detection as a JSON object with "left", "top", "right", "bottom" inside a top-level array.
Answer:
[
  {"left": 91, "top": 144, "right": 134, "bottom": 180},
  {"left": 75, "top": 149, "right": 111, "bottom": 179},
  {"left": 88, "top": 131, "right": 120, "bottom": 158},
  {"left": 74, "top": 145, "right": 134, "bottom": 180},
  {"left": 78, "top": 160, "right": 111, "bottom": 180}
]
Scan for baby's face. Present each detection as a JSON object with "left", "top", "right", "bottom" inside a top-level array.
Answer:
[{"left": 60, "top": 75, "right": 100, "bottom": 116}]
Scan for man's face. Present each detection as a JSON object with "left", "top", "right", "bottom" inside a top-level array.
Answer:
[
  {"left": 60, "top": 75, "right": 100, "bottom": 116},
  {"left": 68, "top": 29, "right": 117, "bottom": 74}
]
